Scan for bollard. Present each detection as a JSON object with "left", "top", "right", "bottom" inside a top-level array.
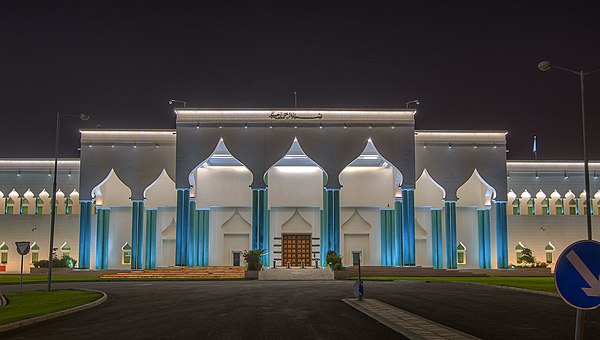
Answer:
[
  {"left": 273, "top": 260, "right": 276, "bottom": 269},
  {"left": 287, "top": 261, "right": 291, "bottom": 269},
  {"left": 301, "top": 260, "right": 305, "bottom": 269},
  {"left": 315, "top": 260, "right": 319, "bottom": 268}
]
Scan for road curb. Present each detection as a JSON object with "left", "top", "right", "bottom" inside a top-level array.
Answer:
[
  {"left": 0, "top": 289, "right": 107, "bottom": 334},
  {"left": 0, "top": 293, "right": 6, "bottom": 307},
  {"left": 447, "top": 280, "right": 560, "bottom": 297}
]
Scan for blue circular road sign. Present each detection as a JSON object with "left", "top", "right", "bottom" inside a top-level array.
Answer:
[{"left": 555, "top": 240, "right": 600, "bottom": 310}]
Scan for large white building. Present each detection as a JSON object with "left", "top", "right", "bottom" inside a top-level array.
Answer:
[{"left": 0, "top": 109, "right": 598, "bottom": 273}]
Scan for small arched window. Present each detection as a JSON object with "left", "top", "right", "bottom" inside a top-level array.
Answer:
[
  {"left": 527, "top": 198, "right": 535, "bottom": 215},
  {"left": 65, "top": 198, "right": 73, "bottom": 215},
  {"left": 555, "top": 198, "right": 564, "bottom": 215},
  {"left": 21, "top": 197, "right": 30, "bottom": 215},
  {"left": 457, "top": 242, "right": 467, "bottom": 265},
  {"left": 541, "top": 198, "right": 550, "bottom": 216},
  {"left": 31, "top": 242, "right": 40, "bottom": 264},
  {"left": 121, "top": 242, "right": 132, "bottom": 265},
  {"left": 60, "top": 242, "right": 71, "bottom": 259},
  {"left": 515, "top": 242, "right": 525, "bottom": 264},
  {"left": 512, "top": 199, "right": 520, "bottom": 215},
  {"left": 569, "top": 199, "right": 578, "bottom": 215},
  {"left": 36, "top": 197, "right": 44, "bottom": 214},
  {"left": 6, "top": 198, "right": 15, "bottom": 215},
  {"left": 0, "top": 242, "right": 8, "bottom": 264},
  {"left": 545, "top": 242, "right": 556, "bottom": 264}
]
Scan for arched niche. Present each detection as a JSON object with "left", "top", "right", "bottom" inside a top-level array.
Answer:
[
  {"left": 222, "top": 209, "right": 252, "bottom": 234},
  {"left": 144, "top": 169, "right": 176, "bottom": 209},
  {"left": 92, "top": 169, "right": 133, "bottom": 207},
  {"left": 415, "top": 169, "right": 445, "bottom": 209},
  {"left": 281, "top": 209, "right": 312, "bottom": 233},
  {"left": 456, "top": 169, "right": 496, "bottom": 208},
  {"left": 341, "top": 209, "right": 372, "bottom": 233}
]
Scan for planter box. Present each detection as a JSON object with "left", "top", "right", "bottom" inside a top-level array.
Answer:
[
  {"left": 334, "top": 270, "right": 349, "bottom": 280},
  {"left": 245, "top": 271, "right": 259, "bottom": 280}
]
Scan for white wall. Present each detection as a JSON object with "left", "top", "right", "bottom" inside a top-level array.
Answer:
[
  {"left": 415, "top": 207, "right": 433, "bottom": 267},
  {"left": 340, "top": 207, "right": 381, "bottom": 266},
  {"left": 340, "top": 167, "right": 394, "bottom": 208},
  {"left": 268, "top": 167, "right": 322, "bottom": 208},
  {"left": 145, "top": 170, "right": 176, "bottom": 209},
  {"left": 0, "top": 215, "right": 79, "bottom": 273},
  {"left": 195, "top": 167, "right": 252, "bottom": 208},
  {"left": 107, "top": 207, "right": 134, "bottom": 269},
  {"left": 456, "top": 207, "right": 480, "bottom": 269},
  {"left": 209, "top": 207, "right": 252, "bottom": 266}
]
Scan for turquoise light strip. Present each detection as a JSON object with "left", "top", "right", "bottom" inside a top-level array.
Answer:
[
  {"left": 175, "top": 188, "right": 190, "bottom": 266},
  {"left": 401, "top": 189, "right": 415, "bottom": 266},
  {"left": 431, "top": 209, "right": 443, "bottom": 269},
  {"left": 477, "top": 209, "right": 491, "bottom": 269},
  {"left": 131, "top": 201, "right": 144, "bottom": 269},
  {"left": 326, "top": 189, "right": 340, "bottom": 254},
  {"left": 495, "top": 202, "right": 508, "bottom": 269},
  {"left": 380, "top": 209, "right": 394, "bottom": 265},
  {"left": 145, "top": 209, "right": 157, "bottom": 269},
  {"left": 78, "top": 201, "right": 92, "bottom": 269},
  {"left": 393, "top": 199, "right": 403, "bottom": 266},
  {"left": 444, "top": 201, "right": 457, "bottom": 269},
  {"left": 252, "top": 189, "right": 267, "bottom": 250},
  {"left": 188, "top": 200, "right": 199, "bottom": 266}
]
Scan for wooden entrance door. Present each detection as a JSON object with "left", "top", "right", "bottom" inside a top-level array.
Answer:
[{"left": 282, "top": 234, "right": 312, "bottom": 267}]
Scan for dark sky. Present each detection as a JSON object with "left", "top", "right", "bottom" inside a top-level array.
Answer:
[{"left": 2, "top": 1, "right": 600, "bottom": 160}]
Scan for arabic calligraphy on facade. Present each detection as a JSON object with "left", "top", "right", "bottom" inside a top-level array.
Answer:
[{"left": 269, "top": 111, "right": 323, "bottom": 120}]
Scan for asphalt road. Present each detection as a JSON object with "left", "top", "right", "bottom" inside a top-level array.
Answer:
[{"left": 2, "top": 280, "right": 600, "bottom": 339}]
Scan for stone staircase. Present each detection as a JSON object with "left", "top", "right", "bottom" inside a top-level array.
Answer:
[
  {"left": 100, "top": 266, "right": 246, "bottom": 279},
  {"left": 259, "top": 268, "right": 335, "bottom": 281},
  {"left": 344, "top": 266, "right": 552, "bottom": 277}
]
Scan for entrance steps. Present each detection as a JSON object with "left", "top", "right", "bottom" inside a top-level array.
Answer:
[
  {"left": 259, "top": 268, "right": 335, "bottom": 281},
  {"left": 344, "top": 266, "right": 552, "bottom": 277},
  {"left": 100, "top": 266, "right": 246, "bottom": 279}
]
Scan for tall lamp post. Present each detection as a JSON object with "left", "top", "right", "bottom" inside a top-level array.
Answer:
[
  {"left": 538, "top": 61, "right": 600, "bottom": 241},
  {"left": 47, "top": 112, "right": 90, "bottom": 292}
]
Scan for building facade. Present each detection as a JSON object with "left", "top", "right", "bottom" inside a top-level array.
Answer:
[{"left": 0, "top": 109, "right": 598, "bottom": 273}]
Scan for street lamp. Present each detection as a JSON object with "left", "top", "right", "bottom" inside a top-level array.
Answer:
[
  {"left": 538, "top": 61, "right": 600, "bottom": 241},
  {"left": 168, "top": 99, "right": 187, "bottom": 108},
  {"left": 47, "top": 112, "right": 89, "bottom": 292}
]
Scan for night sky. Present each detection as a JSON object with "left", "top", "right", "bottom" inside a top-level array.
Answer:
[{"left": 2, "top": 1, "right": 600, "bottom": 160}]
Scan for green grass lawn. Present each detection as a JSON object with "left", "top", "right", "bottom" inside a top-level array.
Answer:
[
  {"left": 0, "top": 290, "right": 103, "bottom": 325},
  {"left": 0, "top": 275, "right": 103, "bottom": 284},
  {"left": 354, "top": 276, "right": 557, "bottom": 293}
]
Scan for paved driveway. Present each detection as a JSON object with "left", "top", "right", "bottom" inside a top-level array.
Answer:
[{"left": 2, "top": 280, "right": 600, "bottom": 339}]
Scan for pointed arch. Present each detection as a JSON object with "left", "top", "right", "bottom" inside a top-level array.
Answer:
[
  {"left": 341, "top": 209, "right": 372, "bottom": 232},
  {"left": 221, "top": 209, "right": 252, "bottom": 233},
  {"left": 144, "top": 169, "right": 177, "bottom": 209},
  {"left": 456, "top": 169, "right": 496, "bottom": 207},
  {"left": 415, "top": 169, "right": 446, "bottom": 209},
  {"left": 92, "top": 169, "right": 133, "bottom": 207},
  {"left": 281, "top": 209, "right": 312, "bottom": 233}
]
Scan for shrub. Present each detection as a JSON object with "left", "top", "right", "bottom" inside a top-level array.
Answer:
[
  {"left": 325, "top": 250, "right": 343, "bottom": 270},
  {"left": 243, "top": 249, "right": 266, "bottom": 271},
  {"left": 33, "top": 255, "right": 77, "bottom": 269}
]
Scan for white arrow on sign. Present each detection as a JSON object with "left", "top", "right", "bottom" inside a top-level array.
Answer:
[{"left": 566, "top": 250, "right": 600, "bottom": 297}]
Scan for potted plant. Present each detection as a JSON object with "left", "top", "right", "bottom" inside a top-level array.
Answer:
[{"left": 243, "top": 249, "right": 265, "bottom": 279}]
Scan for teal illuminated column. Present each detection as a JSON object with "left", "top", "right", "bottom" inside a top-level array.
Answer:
[
  {"left": 477, "top": 209, "right": 491, "bottom": 269},
  {"left": 188, "top": 201, "right": 210, "bottom": 266},
  {"left": 176, "top": 188, "right": 190, "bottom": 266},
  {"left": 145, "top": 209, "right": 157, "bottom": 269},
  {"left": 325, "top": 189, "right": 340, "bottom": 254},
  {"left": 495, "top": 201, "right": 508, "bottom": 269},
  {"left": 431, "top": 209, "right": 443, "bottom": 269},
  {"left": 131, "top": 201, "right": 144, "bottom": 270},
  {"left": 401, "top": 189, "right": 415, "bottom": 266},
  {"left": 444, "top": 201, "right": 457, "bottom": 269},
  {"left": 380, "top": 209, "right": 394, "bottom": 265},
  {"left": 252, "top": 189, "right": 268, "bottom": 250},
  {"left": 393, "top": 199, "right": 403, "bottom": 266},
  {"left": 95, "top": 208, "right": 109, "bottom": 269},
  {"left": 78, "top": 200, "right": 92, "bottom": 269},
  {"left": 199, "top": 209, "right": 210, "bottom": 266},
  {"left": 320, "top": 188, "right": 328, "bottom": 265}
]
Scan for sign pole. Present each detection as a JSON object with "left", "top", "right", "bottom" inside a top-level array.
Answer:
[
  {"left": 20, "top": 254, "right": 24, "bottom": 293},
  {"left": 575, "top": 309, "right": 584, "bottom": 339}
]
